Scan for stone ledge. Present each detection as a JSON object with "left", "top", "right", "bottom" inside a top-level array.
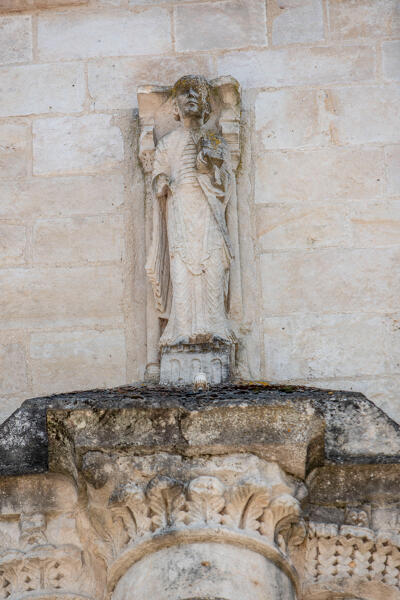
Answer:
[{"left": 307, "top": 463, "right": 400, "bottom": 506}]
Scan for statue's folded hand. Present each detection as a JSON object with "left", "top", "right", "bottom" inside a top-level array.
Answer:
[{"left": 196, "top": 149, "right": 212, "bottom": 174}]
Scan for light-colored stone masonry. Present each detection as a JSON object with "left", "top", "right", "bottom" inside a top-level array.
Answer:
[{"left": 0, "top": 0, "right": 399, "bottom": 421}]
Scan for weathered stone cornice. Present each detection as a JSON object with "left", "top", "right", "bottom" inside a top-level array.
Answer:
[
  {"left": 1, "top": 384, "right": 400, "bottom": 482},
  {"left": 308, "top": 463, "right": 400, "bottom": 506}
]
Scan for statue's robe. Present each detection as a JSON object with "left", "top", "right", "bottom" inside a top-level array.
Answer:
[{"left": 146, "top": 125, "right": 235, "bottom": 347}]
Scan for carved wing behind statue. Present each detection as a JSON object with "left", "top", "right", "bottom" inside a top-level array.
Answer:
[{"left": 138, "top": 76, "right": 242, "bottom": 323}]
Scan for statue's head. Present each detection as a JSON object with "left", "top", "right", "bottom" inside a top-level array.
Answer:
[{"left": 172, "top": 75, "right": 211, "bottom": 124}]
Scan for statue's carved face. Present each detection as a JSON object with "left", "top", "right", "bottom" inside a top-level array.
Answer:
[
  {"left": 172, "top": 76, "right": 211, "bottom": 123},
  {"left": 175, "top": 84, "right": 204, "bottom": 119}
]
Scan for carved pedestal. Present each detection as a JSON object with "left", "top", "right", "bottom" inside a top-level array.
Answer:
[{"left": 160, "top": 341, "right": 234, "bottom": 385}]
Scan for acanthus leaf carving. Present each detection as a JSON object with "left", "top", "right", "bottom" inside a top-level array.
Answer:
[
  {"left": 146, "top": 476, "right": 186, "bottom": 530},
  {"left": 87, "top": 503, "right": 119, "bottom": 565},
  {"left": 109, "top": 483, "right": 151, "bottom": 541},
  {"left": 79, "top": 459, "right": 309, "bottom": 587},
  {"left": 82, "top": 466, "right": 305, "bottom": 575},
  {"left": 222, "top": 484, "right": 269, "bottom": 532},
  {"left": 185, "top": 477, "right": 225, "bottom": 526},
  {"left": 260, "top": 493, "right": 300, "bottom": 540},
  {"left": 87, "top": 482, "right": 152, "bottom": 564}
]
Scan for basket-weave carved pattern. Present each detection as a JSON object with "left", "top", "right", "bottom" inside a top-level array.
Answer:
[{"left": 299, "top": 522, "right": 400, "bottom": 590}]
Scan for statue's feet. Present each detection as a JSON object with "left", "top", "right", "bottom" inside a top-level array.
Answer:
[
  {"left": 170, "top": 335, "right": 191, "bottom": 347},
  {"left": 209, "top": 332, "right": 237, "bottom": 346},
  {"left": 211, "top": 334, "right": 230, "bottom": 344},
  {"left": 161, "top": 333, "right": 235, "bottom": 348}
]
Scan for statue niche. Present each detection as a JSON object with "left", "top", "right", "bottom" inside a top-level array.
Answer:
[{"left": 138, "top": 75, "right": 242, "bottom": 385}]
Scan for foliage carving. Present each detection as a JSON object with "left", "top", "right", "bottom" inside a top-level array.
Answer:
[
  {"left": 185, "top": 477, "right": 225, "bottom": 525},
  {"left": 146, "top": 476, "right": 186, "bottom": 530}
]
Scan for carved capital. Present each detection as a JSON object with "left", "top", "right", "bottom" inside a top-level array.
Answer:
[{"left": 82, "top": 453, "right": 304, "bottom": 595}]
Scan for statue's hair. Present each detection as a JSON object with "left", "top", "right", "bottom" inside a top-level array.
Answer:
[{"left": 171, "top": 75, "right": 211, "bottom": 122}]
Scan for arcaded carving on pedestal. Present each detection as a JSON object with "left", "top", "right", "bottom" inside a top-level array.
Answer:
[{"left": 138, "top": 75, "right": 242, "bottom": 384}]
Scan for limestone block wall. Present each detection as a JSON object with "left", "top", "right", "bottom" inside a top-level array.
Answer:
[{"left": 0, "top": 0, "right": 399, "bottom": 421}]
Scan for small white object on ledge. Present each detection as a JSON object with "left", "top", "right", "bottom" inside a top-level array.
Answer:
[{"left": 193, "top": 372, "right": 208, "bottom": 391}]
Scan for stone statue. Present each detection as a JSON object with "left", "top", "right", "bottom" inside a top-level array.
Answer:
[
  {"left": 138, "top": 74, "right": 242, "bottom": 384},
  {"left": 147, "top": 76, "right": 234, "bottom": 348},
  {"left": 145, "top": 75, "right": 238, "bottom": 384}
]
